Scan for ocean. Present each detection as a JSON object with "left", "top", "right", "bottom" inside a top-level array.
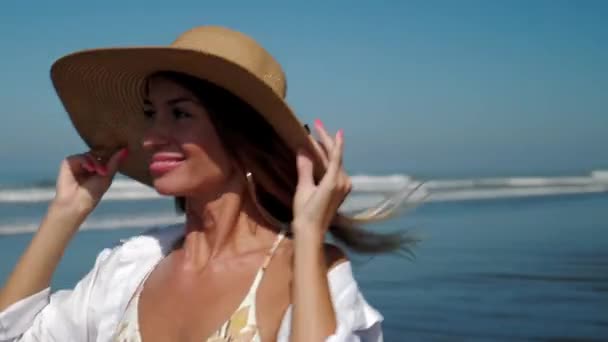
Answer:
[{"left": 1, "top": 176, "right": 607, "bottom": 341}]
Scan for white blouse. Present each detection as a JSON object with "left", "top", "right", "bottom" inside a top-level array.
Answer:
[{"left": 0, "top": 225, "right": 384, "bottom": 341}]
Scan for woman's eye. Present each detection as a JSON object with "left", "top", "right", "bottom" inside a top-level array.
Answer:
[
  {"left": 173, "top": 108, "right": 192, "bottom": 119},
  {"left": 143, "top": 109, "right": 155, "bottom": 118}
]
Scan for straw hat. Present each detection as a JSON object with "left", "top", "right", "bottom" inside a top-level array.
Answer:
[{"left": 51, "top": 25, "right": 321, "bottom": 186}]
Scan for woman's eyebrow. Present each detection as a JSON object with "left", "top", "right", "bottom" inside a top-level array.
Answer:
[{"left": 143, "top": 97, "right": 198, "bottom": 106}]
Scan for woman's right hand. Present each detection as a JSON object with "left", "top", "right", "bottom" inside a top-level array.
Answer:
[
  {"left": 0, "top": 147, "right": 129, "bottom": 312},
  {"left": 53, "top": 148, "right": 128, "bottom": 215}
]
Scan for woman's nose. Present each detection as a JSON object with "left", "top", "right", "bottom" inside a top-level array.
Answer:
[{"left": 142, "top": 124, "right": 170, "bottom": 150}]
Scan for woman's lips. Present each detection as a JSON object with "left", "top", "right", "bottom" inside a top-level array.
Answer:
[{"left": 149, "top": 154, "right": 185, "bottom": 176}]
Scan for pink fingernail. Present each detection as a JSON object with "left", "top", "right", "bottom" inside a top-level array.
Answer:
[
  {"left": 337, "top": 129, "right": 344, "bottom": 139},
  {"left": 314, "top": 119, "right": 323, "bottom": 128},
  {"left": 83, "top": 162, "right": 94, "bottom": 172},
  {"left": 120, "top": 148, "right": 129, "bottom": 160},
  {"left": 97, "top": 165, "right": 108, "bottom": 176}
]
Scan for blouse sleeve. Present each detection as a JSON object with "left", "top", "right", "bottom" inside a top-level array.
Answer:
[
  {"left": 324, "top": 262, "right": 384, "bottom": 341},
  {"left": 277, "top": 261, "right": 384, "bottom": 341},
  {"left": 0, "top": 247, "right": 113, "bottom": 341}
]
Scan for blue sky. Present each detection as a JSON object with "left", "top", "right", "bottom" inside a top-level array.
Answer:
[{"left": 0, "top": 0, "right": 606, "bottom": 182}]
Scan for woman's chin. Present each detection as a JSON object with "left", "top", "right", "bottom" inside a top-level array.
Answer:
[{"left": 152, "top": 177, "right": 186, "bottom": 197}]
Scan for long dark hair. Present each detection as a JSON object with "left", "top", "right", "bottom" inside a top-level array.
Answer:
[{"left": 146, "top": 71, "right": 417, "bottom": 254}]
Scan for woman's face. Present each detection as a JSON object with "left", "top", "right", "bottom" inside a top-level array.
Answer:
[{"left": 142, "top": 76, "right": 235, "bottom": 197}]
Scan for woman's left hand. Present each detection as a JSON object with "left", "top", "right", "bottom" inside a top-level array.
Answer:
[{"left": 292, "top": 119, "right": 352, "bottom": 241}]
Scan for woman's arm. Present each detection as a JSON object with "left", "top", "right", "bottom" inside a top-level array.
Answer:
[
  {"left": 290, "top": 120, "right": 351, "bottom": 341},
  {"left": 0, "top": 149, "right": 127, "bottom": 311},
  {"left": 290, "top": 227, "right": 341, "bottom": 341},
  {"left": 0, "top": 201, "right": 87, "bottom": 311}
]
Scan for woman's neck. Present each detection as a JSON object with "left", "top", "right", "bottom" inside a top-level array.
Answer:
[{"left": 181, "top": 177, "right": 280, "bottom": 269}]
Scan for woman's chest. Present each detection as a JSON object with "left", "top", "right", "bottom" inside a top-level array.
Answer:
[{"left": 135, "top": 253, "right": 292, "bottom": 342}]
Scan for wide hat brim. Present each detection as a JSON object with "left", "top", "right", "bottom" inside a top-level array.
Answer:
[{"left": 51, "top": 46, "right": 323, "bottom": 186}]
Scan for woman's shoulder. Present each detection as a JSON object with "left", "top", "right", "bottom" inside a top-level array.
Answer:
[
  {"left": 325, "top": 250, "right": 384, "bottom": 339},
  {"left": 323, "top": 243, "right": 361, "bottom": 298},
  {"left": 324, "top": 243, "right": 347, "bottom": 271},
  {"left": 276, "top": 244, "right": 384, "bottom": 340},
  {"left": 91, "top": 224, "right": 184, "bottom": 287},
  {"left": 81, "top": 224, "right": 185, "bottom": 323}
]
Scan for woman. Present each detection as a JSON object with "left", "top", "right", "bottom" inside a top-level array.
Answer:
[{"left": 0, "top": 26, "right": 412, "bottom": 341}]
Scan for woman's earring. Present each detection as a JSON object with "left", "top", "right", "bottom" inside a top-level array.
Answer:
[{"left": 245, "top": 172, "right": 290, "bottom": 232}]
